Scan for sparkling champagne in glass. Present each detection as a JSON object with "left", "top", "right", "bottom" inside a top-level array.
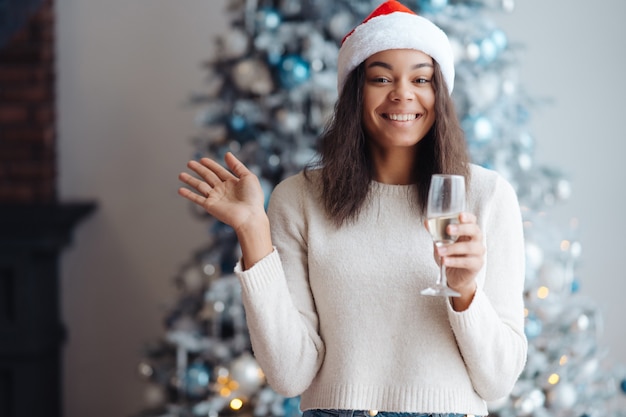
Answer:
[{"left": 421, "top": 174, "right": 466, "bottom": 297}]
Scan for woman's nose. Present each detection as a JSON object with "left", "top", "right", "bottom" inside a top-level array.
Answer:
[{"left": 390, "top": 80, "right": 414, "bottom": 101}]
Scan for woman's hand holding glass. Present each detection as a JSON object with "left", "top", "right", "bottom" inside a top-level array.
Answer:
[
  {"left": 435, "top": 212, "right": 485, "bottom": 309},
  {"left": 422, "top": 174, "right": 485, "bottom": 309}
]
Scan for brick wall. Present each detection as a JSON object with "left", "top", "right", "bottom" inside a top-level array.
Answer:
[{"left": 0, "top": 0, "right": 56, "bottom": 203}]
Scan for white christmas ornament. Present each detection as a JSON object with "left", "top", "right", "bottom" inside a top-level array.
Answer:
[
  {"left": 144, "top": 383, "right": 166, "bottom": 408},
  {"left": 232, "top": 58, "right": 274, "bottom": 95},
  {"left": 229, "top": 352, "right": 265, "bottom": 396},
  {"left": 182, "top": 267, "right": 204, "bottom": 292},
  {"left": 217, "top": 28, "right": 249, "bottom": 59},
  {"left": 547, "top": 382, "right": 578, "bottom": 410},
  {"left": 538, "top": 261, "right": 570, "bottom": 294}
]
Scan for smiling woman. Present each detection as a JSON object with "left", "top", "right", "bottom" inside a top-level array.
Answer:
[
  {"left": 177, "top": 1, "right": 527, "bottom": 416},
  {"left": 361, "top": 49, "right": 438, "bottom": 183}
]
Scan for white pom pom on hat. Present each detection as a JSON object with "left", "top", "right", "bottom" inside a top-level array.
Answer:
[{"left": 337, "top": 0, "right": 455, "bottom": 95}]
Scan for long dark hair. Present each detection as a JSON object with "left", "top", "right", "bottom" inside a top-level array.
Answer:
[{"left": 306, "top": 58, "right": 470, "bottom": 227}]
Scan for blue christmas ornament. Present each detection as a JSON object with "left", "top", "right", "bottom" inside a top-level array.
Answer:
[
  {"left": 491, "top": 29, "right": 508, "bottom": 52},
  {"left": 478, "top": 37, "right": 497, "bottom": 64},
  {"left": 283, "top": 396, "right": 303, "bottom": 417},
  {"left": 518, "top": 132, "right": 534, "bottom": 152},
  {"left": 462, "top": 114, "right": 494, "bottom": 144},
  {"left": 278, "top": 54, "right": 311, "bottom": 88},
  {"left": 184, "top": 362, "right": 211, "bottom": 398},
  {"left": 227, "top": 114, "right": 257, "bottom": 142},
  {"left": 229, "top": 114, "right": 247, "bottom": 132},
  {"left": 517, "top": 104, "right": 530, "bottom": 124},
  {"left": 259, "top": 177, "right": 274, "bottom": 210},
  {"left": 418, "top": 0, "right": 448, "bottom": 14},
  {"left": 620, "top": 378, "right": 626, "bottom": 393},
  {"left": 266, "top": 50, "right": 283, "bottom": 66},
  {"left": 525, "top": 314, "right": 542, "bottom": 340},
  {"left": 478, "top": 160, "right": 494, "bottom": 170},
  {"left": 571, "top": 278, "right": 581, "bottom": 293},
  {"left": 256, "top": 7, "right": 282, "bottom": 31}
]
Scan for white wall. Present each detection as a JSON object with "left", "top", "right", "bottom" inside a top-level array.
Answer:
[
  {"left": 490, "top": 0, "right": 626, "bottom": 368},
  {"left": 56, "top": 0, "right": 229, "bottom": 415},
  {"left": 56, "top": 1, "right": 626, "bottom": 416}
]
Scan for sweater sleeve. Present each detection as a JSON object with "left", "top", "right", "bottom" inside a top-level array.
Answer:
[
  {"left": 234, "top": 175, "right": 325, "bottom": 398},
  {"left": 447, "top": 173, "right": 528, "bottom": 401}
]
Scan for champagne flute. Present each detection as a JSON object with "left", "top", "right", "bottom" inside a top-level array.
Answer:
[{"left": 421, "top": 174, "right": 466, "bottom": 297}]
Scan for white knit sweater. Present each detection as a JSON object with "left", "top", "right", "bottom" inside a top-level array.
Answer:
[{"left": 234, "top": 164, "right": 527, "bottom": 416}]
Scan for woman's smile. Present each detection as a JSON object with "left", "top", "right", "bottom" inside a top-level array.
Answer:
[{"left": 383, "top": 113, "right": 420, "bottom": 122}]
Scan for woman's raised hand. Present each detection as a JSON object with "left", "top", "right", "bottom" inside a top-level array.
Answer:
[
  {"left": 178, "top": 152, "right": 272, "bottom": 268},
  {"left": 178, "top": 152, "right": 264, "bottom": 229}
]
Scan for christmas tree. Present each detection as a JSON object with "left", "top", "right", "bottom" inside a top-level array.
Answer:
[{"left": 136, "top": 1, "right": 626, "bottom": 416}]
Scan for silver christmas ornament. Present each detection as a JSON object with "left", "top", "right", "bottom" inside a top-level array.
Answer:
[{"left": 229, "top": 352, "right": 265, "bottom": 396}]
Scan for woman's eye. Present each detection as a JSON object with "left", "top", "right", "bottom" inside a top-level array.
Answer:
[
  {"left": 373, "top": 77, "right": 390, "bottom": 83},
  {"left": 415, "top": 78, "right": 430, "bottom": 84}
]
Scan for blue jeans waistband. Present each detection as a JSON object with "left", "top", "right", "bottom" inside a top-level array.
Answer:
[{"left": 302, "top": 409, "right": 473, "bottom": 417}]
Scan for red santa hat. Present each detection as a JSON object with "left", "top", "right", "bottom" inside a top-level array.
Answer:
[{"left": 337, "top": 0, "right": 455, "bottom": 95}]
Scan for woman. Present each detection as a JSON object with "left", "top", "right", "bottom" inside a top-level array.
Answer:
[{"left": 178, "top": 1, "right": 527, "bottom": 416}]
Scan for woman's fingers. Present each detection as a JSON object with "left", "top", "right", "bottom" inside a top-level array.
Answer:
[
  {"left": 178, "top": 184, "right": 206, "bottom": 205},
  {"left": 180, "top": 154, "right": 244, "bottom": 198},
  {"left": 444, "top": 257, "right": 482, "bottom": 273},
  {"left": 187, "top": 159, "right": 226, "bottom": 188},
  {"left": 178, "top": 158, "right": 227, "bottom": 206},
  {"left": 437, "top": 211, "right": 485, "bottom": 271},
  {"left": 459, "top": 212, "right": 476, "bottom": 224},
  {"left": 178, "top": 172, "right": 210, "bottom": 195},
  {"left": 447, "top": 212, "right": 482, "bottom": 243},
  {"left": 197, "top": 152, "right": 248, "bottom": 183},
  {"left": 439, "top": 230, "right": 484, "bottom": 257},
  {"left": 224, "top": 152, "right": 251, "bottom": 178}
]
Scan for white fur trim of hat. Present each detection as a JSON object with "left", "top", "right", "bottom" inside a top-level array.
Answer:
[{"left": 337, "top": 0, "right": 455, "bottom": 95}]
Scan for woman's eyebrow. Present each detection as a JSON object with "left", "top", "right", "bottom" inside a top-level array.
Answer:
[
  {"left": 367, "top": 61, "right": 393, "bottom": 70},
  {"left": 366, "top": 61, "right": 434, "bottom": 70},
  {"left": 412, "top": 62, "right": 434, "bottom": 69}
]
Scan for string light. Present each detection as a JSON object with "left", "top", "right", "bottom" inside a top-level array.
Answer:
[
  {"left": 548, "top": 373, "right": 560, "bottom": 385},
  {"left": 230, "top": 398, "right": 244, "bottom": 410}
]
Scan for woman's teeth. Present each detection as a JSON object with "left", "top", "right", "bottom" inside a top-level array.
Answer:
[{"left": 386, "top": 113, "right": 417, "bottom": 121}]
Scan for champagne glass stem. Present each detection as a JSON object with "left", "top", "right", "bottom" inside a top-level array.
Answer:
[
  {"left": 438, "top": 255, "right": 446, "bottom": 288},
  {"left": 437, "top": 256, "right": 448, "bottom": 287}
]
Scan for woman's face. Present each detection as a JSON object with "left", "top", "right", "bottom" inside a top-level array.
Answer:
[{"left": 361, "top": 49, "right": 436, "bottom": 152}]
